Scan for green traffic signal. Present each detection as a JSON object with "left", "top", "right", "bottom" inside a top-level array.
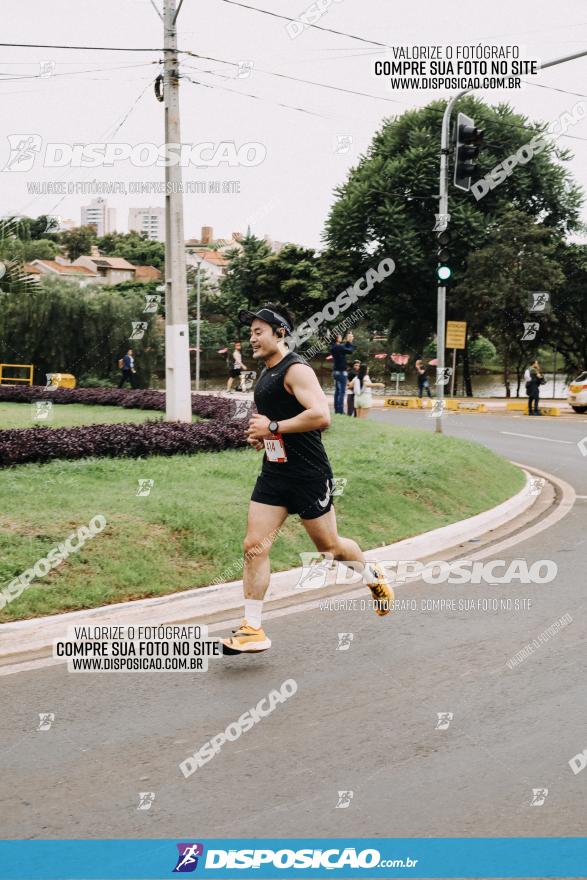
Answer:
[{"left": 437, "top": 265, "right": 452, "bottom": 281}]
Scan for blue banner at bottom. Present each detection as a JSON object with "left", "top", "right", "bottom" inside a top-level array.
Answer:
[{"left": 0, "top": 838, "right": 586, "bottom": 879}]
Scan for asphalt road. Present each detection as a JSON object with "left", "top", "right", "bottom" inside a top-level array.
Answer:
[{"left": 2, "top": 410, "right": 587, "bottom": 842}]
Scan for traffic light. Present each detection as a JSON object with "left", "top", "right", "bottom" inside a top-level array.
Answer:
[
  {"left": 454, "top": 112, "right": 484, "bottom": 191},
  {"left": 436, "top": 229, "right": 451, "bottom": 282}
]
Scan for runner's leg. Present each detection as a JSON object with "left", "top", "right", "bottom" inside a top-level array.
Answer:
[
  {"left": 301, "top": 507, "right": 364, "bottom": 566},
  {"left": 302, "top": 508, "right": 393, "bottom": 615},
  {"left": 243, "top": 501, "right": 288, "bottom": 601}
]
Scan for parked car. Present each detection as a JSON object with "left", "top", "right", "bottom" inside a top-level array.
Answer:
[{"left": 567, "top": 371, "right": 587, "bottom": 413}]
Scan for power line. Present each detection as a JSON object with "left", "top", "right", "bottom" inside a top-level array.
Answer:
[
  {"left": 522, "top": 80, "right": 587, "bottom": 100},
  {"left": 0, "top": 61, "right": 159, "bottom": 83},
  {"left": 0, "top": 41, "right": 164, "bottom": 51},
  {"left": 182, "top": 75, "right": 330, "bottom": 117},
  {"left": 180, "top": 53, "right": 404, "bottom": 104},
  {"left": 216, "top": 0, "right": 392, "bottom": 48}
]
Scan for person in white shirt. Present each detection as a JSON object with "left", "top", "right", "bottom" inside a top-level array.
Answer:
[
  {"left": 353, "top": 363, "right": 384, "bottom": 418},
  {"left": 226, "top": 342, "right": 247, "bottom": 392}
]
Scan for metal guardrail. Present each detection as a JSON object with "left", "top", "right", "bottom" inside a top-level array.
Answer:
[{"left": 0, "top": 363, "right": 33, "bottom": 385}]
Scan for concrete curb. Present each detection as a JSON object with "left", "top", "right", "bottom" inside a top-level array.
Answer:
[{"left": 0, "top": 468, "right": 539, "bottom": 670}]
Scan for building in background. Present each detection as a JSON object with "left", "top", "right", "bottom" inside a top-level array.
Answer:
[
  {"left": 185, "top": 226, "right": 244, "bottom": 254},
  {"left": 80, "top": 198, "right": 116, "bottom": 237},
  {"left": 73, "top": 254, "right": 136, "bottom": 285},
  {"left": 128, "top": 206, "right": 164, "bottom": 241},
  {"left": 185, "top": 248, "right": 229, "bottom": 285},
  {"left": 29, "top": 259, "right": 98, "bottom": 287}
]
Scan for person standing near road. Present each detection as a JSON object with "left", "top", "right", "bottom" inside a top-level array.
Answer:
[
  {"left": 118, "top": 349, "right": 138, "bottom": 389},
  {"left": 353, "top": 363, "right": 385, "bottom": 419},
  {"left": 346, "top": 359, "right": 361, "bottom": 417},
  {"left": 415, "top": 358, "right": 431, "bottom": 398},
  {"left": 330, "top": 332, "right": 354, "bottom": 415},
  {"left": 525, "top": 359, "right": 544, "bottom": 415},
  {"left": 226, "top": 341, "right": 247, "bottom": 393},
  {"left": 220, "top": 304, "right": 393, "bottom": 655}
]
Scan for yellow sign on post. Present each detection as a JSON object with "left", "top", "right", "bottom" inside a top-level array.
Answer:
[{"left": 446, "top": 321, "right": 467, "bottom": 349}]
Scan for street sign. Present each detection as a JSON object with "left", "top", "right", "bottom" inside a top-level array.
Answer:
[{"left": 446, "top": 320, "right": 467, "bottom": 349}]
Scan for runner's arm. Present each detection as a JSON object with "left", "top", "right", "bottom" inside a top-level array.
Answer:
[{"left": 247, "top": 364, "right": 330, "bottom": 440}]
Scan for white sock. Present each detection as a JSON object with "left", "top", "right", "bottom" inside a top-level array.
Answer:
[
  {"left": 244, "top": 599, "right": 263, "bottom": 629},
  {"left": 362, "top": 563, "right": 379, "bottom": 585}
]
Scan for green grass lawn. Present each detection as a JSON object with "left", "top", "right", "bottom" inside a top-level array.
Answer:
[
  {"left": 0, "top": 401, "right": 203, "bottom": 429},
  {"left": 0, "top": 414, "right": 525, "bottom": 622}
]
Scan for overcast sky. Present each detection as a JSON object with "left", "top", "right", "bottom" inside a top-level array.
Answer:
[{"left": 2, "top": 0, "right": 587, "bottom": 248}]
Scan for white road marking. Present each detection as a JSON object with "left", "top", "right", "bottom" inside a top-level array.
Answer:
[{"left": 501, "top": 431, "right": 574, "bottom": 445}]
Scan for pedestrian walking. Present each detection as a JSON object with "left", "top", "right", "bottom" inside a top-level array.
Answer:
[
  {"left": 525, "top": 359, "right": 544, "bottom": 415},
  {"left": 220, "top": 305, "right": 393, "bottom": 655},
  {"left": 415, "top": 358, "right": 431, "bottom": 398},
  {"left": 118, "top": 349, "right": 138, "bottom": 388},
  {"left": 226, "top": 342, "right": 247, "bottom": 393},
  {"left": 353, "top": 363, "right": 385, "bottom": 419},
  {"left": 346, "top": 359, "right": 361, "bottom": 417},
  {"left": 330, "top": 332, "right": 354, "bottom": 414}
]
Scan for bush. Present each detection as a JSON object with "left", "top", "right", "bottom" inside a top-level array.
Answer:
[
  {"left": 0, "top": 420, "right": 248, "bottom": 468},
  {"left": 0, "top": 387, "right": 242, "bottom": 467}
]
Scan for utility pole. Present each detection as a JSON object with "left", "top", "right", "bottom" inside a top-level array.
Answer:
[{"left": 163, "top": 0, "right": 191, "bottom": 422}]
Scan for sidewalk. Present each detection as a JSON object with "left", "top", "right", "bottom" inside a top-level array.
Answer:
[
  {"left": 200, "top": 389, "right": 574, "bottom": 414},
  {"left": 0, "top": 466, "right": 566, "bottom": 674}
]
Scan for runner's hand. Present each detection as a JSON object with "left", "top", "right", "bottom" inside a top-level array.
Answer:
[
  {"left": 247, "top": 437, "right": 264, "bottom": 451},
  {"left": 247, "top": 414, "right": 272, "bottom": 441}
]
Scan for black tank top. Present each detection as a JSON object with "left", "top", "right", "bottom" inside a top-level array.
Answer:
[{"left": 254, "top": 352, "right": 333, "bottom": 479}]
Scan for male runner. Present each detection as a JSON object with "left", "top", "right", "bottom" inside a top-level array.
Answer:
[{"left": 222, "top": 303, "right": 393, "bottom": 655}]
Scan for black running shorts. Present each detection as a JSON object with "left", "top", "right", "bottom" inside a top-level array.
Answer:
[{"left": 251, "top": 471, "right": 334, "bottom": 520}]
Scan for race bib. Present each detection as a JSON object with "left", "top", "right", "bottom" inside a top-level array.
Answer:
[{"left": 264, "top": 434, "right": 287, "bottom": 463}]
